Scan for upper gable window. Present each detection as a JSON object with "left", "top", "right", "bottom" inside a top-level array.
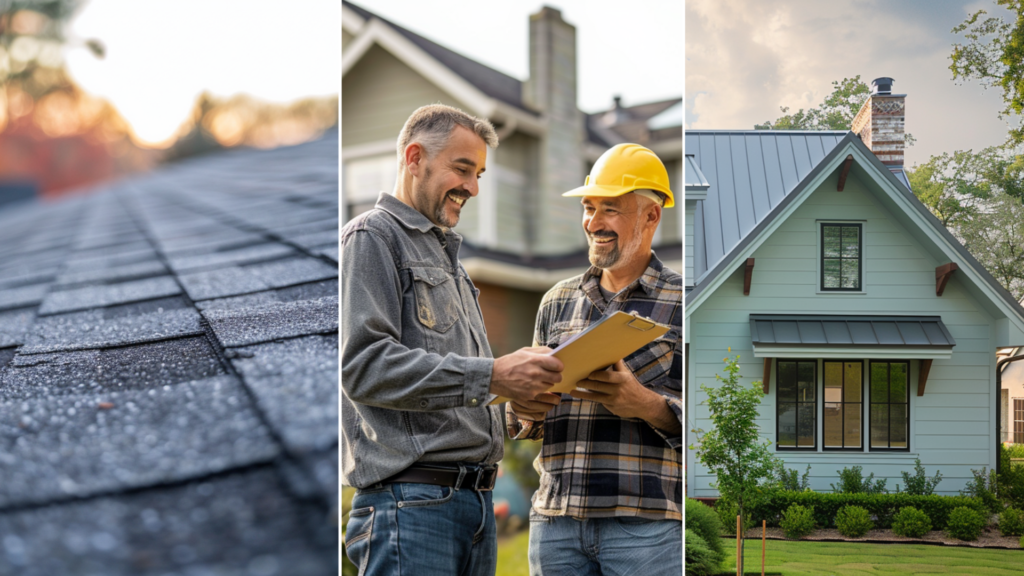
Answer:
[{"left": 821, "top": 223, "right": 862, "bottom": 291}]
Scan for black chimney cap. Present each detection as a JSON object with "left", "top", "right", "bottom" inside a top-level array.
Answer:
[{"left": 871, "top": 77, "right": 894, "bottom": 95}]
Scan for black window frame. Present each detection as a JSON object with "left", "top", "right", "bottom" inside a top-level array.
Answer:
[
  {"left": 868, "top": 360, "right": 911, "bottom": 451},
  {"left": 1014, "top": 398, "right": 1024, "bottom": 445},
  {"left": 820, "top": 222, "right": 863, "bottom": 291},
  {"left": 775, "top": 359, "right": 818, "bottom": 451},
  {"left": 822, "top": 360, "right": 864, "bottom": 451}
]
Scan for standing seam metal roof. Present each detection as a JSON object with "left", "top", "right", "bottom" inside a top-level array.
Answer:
[{"left": 685, "top": 130, "right": 849, "bottom": 280}]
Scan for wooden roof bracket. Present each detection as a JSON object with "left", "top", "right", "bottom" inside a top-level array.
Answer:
[
  {"left": 743, "top": 258, "right": 754, "bottom": 296},
  {"left": 837, "top": 155, "right": 854, "bottom": 192},
  {"left": 762, "top": 357, "right": 771, "bottom": 394},
  {"left": 917, "top": 358, "right": 932, "bottom": 396},
  {"left": 936, "top": 262, "right": 959, "bottom": 296}
]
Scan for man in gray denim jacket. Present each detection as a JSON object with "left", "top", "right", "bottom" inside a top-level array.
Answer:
[{"left": 342, "top": 105, "right": 563, "bottom": 576}]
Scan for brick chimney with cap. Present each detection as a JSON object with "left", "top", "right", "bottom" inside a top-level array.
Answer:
[{"left": 850, "top": 77, "right": 905, "bottom": 166}]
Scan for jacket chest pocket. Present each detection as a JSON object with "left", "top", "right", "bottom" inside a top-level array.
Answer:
[{"left": 410, "top": 267, "right": 460, "bottom": 333}]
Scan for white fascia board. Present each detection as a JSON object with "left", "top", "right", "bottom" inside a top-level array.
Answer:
[
  {"left": 850, "top": 151, "right": 1024, "bottom": 345},
  {"left": 492, "top": 103, "right": 545, "bottom": 137},
  {"left": 461, "top": 257, "right": 588, "bottom": 292},
  {"left": 685, "top": 142, "right": 858, "bottom": 319},
  {"left": 342, "top": 19, "right": 497, "bottom": 119},
  {"left": 341, "top": 5, "right": 366, "bottom": 34},
  {"left": 648, "top": 138, "right": 683, "bottom": 158},
  {"left": 753, "top": 345, "right": 953, "bottom": 360}
]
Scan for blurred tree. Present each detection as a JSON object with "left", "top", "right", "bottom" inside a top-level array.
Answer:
[
  {"left": 754, "top": 76, "right": 915, "bottom": 146},
  {"left": 950, "top": 0, "right": 1024, "bottom": 147}
]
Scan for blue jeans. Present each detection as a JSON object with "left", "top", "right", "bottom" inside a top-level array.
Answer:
[
  {"left": 527, "top": 512, "right": 682, "bottom": 576},
  {"left": 345, "top": 480, "right": 497, "bottom": 576}
]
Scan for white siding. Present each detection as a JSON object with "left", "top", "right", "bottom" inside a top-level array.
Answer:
[{"left": 688, "top": 170, "right": 997, "bottom": 496}]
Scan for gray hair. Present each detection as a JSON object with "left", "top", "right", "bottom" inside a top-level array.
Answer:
[{"left": 396, "top": 104, "right": 499, "bottom": 170}]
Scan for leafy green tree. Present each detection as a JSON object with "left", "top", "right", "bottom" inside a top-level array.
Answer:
[
  {"left": 755, "top": 77, "right": 870, "bottom": 131},
  {"left": 689, "top": 353, "right": 779, "bottom": 575},
  {"left": 950, "top": 0, "right": 1024, "bottom": 146}
]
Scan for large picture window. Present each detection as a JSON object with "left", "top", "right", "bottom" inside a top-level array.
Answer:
[
  {"left": 777, "top": 360, "right": 816, "bottom": 449},
  {"left": 823, "top": 361, "right": 863, "bottom": 449},
  {"left": 870, "top": 361, "right": 909, "bottom": 450},
  {"left": 821, "top": 223, "right": 862, "bottom": 291}
]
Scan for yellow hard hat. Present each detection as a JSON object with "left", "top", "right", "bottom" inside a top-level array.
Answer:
[{"left": 562, "top": 143, "right": 675, "bottom": 208}]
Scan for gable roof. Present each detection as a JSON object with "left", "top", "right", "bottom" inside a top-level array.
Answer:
[
  {"left": 343, "top": 1, "right": 529, "bottom": 112},
  {"left": 0, "top": 135, "right": 338, "bottom": 572},
  {"left": 685, "top": 130, "right": 1024, "bottom": 343}
]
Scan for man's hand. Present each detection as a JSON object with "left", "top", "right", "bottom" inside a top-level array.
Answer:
[
  {"left": 570, "top": 360, "right": 681, "bottom": 433},
  {"left": 490, "top": 347, "right": 564, "bottom": 404},
  {"left": 509, "top": 392, "right": 562, "bottom": 421}
]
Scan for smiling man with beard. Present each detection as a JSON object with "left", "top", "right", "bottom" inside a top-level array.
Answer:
[
  {"left": 342, "top": 104, "right": 564, "bottom": 576},
  {"left": 506, "top": 143, "right": 683, "bottom": 576}
]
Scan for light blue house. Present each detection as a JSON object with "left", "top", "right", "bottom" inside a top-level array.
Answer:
[{"left": 685, "top": 79, "right": 1024, "bottom": 496}]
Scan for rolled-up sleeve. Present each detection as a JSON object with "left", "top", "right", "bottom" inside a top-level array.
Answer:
[{"left": 341, "top": 229, "right": 494, "bottom": 411}]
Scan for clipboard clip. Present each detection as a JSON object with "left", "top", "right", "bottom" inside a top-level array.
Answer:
[{"left": 627, "top": 317, "right": 656, "bottom": 331}]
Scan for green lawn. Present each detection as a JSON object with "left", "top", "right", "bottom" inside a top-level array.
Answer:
[
  {"left": 496, "top": 530, "right": 531, "bottom": 576},
  {"left": 719, "top": 538, "right": 1024, "bottom": 575}
]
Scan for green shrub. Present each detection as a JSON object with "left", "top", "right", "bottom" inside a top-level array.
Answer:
[
  {"left": 999, "top": 507, "right": 1024, "bottom": 537},
  {"left": 961, "top": 467, "right": 1002, "bottom": 513},
  {"left": 780, "top": 504, "right": 816, "bottom": 539},
  {"left": 685, "top": 529, "right": 718, "bottom": 576},
  {"left": 831, "top": 466, "right": 887, "bottom": 494},
  {"left": 835, "top": 505, "right": 873, "bottom": 537},
  {"left": 945, "top": 506, "right": 987, "bottom": 541},
  {"left": 899, "top": 459, "right": 943, "bottom": 496},
  {"left": 1020, "top": 534, "right": 1024, "bottom": 549},
  {"left": 750, "top": 490, "right": 987, "bottom": 530},
  {"left": 685, "top": 499, "right": 724, "bottom": 566},
  {"left": 774, "top": 463, "right": 811, "bottom": 492},
  {"left": 716, "top": 497, "right": 755, "bottom": 536},
  {"left": 1005, "top": 443, "right": 1024, "bottom": 459},
  {"left": 891, "top": 506, "right": 932, "bottom": 538}
]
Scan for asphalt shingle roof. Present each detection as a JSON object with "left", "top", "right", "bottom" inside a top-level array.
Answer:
[{"left": 0, "top": 133, "right": 339, "bottom": 575}]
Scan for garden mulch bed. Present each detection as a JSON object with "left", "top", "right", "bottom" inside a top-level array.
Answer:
[{"left": 742, "top": 527, "right": 1023, "bottom": 549}]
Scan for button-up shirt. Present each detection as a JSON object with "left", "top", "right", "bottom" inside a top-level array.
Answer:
[
  {"left": 341, "top": 192, "right": 502, "bottom": 489},
  {"left": 507, "top": 253, "right": 682, "bottom": 520}
]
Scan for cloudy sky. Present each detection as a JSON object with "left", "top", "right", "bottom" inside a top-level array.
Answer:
[
  {"left": 66, "top": 0, "right": 340, "bottom": 145},
  {"left": 346, "top": 0, "right": 682, "bottom": 114},
  {"left": 686, "top": 0, "right": 1013, "bottom": 166}
]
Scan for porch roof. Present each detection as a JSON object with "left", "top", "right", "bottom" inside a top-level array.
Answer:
[{"left": 750, "top": 314, "right": 956, "bottom": 360}]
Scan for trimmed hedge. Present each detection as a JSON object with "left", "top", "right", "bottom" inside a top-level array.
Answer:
[
  {"left": 946, "top": 506, "right": 986, "bottom": 541},
  {"left": 999, "top": 507, "right": 1024, "bottom": 537},
  {"left": 685, "top": 499, "right": 724, "bottom": 566},
  {"left": 751, "top": 490, "right": 987, "bottom": 530},
  {"left": 835, "top": 505, "right": 873, "bottom": 537},
  {"left": 685, "top": 529, "right": 718, "bottom": 576},
  {"left": 891, "top": 506, "right": 932, "bottom": 538}
]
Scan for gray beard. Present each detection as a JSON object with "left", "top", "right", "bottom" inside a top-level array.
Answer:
[
  {"left": 433, "top": 195, "right": 458, "bottom": 228},
  {"left": 588, "top": 241, "right": 621, "bottom": 268}
]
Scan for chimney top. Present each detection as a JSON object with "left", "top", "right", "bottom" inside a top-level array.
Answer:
[
  {"left": 613, "top": 95, "right": 622, "bottom": 109},
  {"left": 871, "top": 77, "right": 895, "bottom": 95}
]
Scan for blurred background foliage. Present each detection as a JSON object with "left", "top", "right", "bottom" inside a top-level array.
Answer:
[{"left": 0, "top": 0, "right": 337, "bottom": 202}]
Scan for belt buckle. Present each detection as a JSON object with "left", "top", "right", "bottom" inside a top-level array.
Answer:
[{"left": 474, "top": 467, "right": 496, "bottom": 492}]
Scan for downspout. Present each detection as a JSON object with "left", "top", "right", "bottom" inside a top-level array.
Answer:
[{"left": 996, "top": 352, "right": 1024, "bottom": 473}]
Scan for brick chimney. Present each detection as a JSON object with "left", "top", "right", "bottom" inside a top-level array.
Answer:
[
  {"left": 851, "top": 77, "right": 905, "bottom": 166},
  {"left": 523, "top": 6, "right": 585, "bottom": 255}
]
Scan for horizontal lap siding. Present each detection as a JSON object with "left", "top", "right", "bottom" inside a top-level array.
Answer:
[{"left": 688, "top": 171, "right": 996, "bottom": 497}]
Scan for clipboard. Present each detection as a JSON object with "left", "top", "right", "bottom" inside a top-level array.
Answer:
[{"left": 490, "top": 311, "right": 671, "bottom": 405}]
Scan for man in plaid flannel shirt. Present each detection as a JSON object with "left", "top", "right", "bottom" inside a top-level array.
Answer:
[{"left": 507, "top": 144, "right": 682, "bottom": 575}]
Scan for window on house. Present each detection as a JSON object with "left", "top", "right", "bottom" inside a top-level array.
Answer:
[
  {"left": 1015, "top": 399, "right": 1024, "bottom": 444},
  {"left": 870, "top": 361, "right": 909, "bottom": 450},
  {"left": 821, "top": 223, "right": 862, "bottom": 291},
  {"left": 823, "top": 361, "right": 863, "bottom": 449},
  {"left": 343, "top": 154, "right": 396, "bottom": 223},
  {"left": 777, "top": 360, "right": 816, "bottom": 449}
]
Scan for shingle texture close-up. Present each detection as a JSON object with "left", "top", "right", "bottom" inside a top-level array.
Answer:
[{"left": 0, "top": 134, "right": 339, "bottom": 576}]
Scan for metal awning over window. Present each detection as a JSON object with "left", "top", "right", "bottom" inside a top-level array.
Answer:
[{"left": 750, "top": 314, "right": 956, "bottom": 359}]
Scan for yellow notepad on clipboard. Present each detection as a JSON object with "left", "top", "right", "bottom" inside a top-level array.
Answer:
[{"left": 490, "top": 311, "right": 671, "bottom": 405}]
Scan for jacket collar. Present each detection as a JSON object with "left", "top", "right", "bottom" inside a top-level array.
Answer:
[{"left": 375, "top": 192, "right": 437, "bottom": 234}]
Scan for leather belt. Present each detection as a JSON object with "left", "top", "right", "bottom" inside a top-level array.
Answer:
[{"left": 382, "top": 464, "right": 497, "bottom": 492}]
